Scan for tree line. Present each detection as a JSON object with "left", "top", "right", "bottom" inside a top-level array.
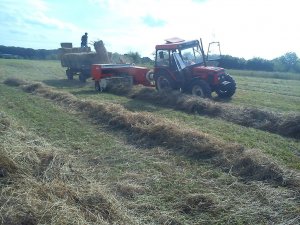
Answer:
[
  {"left": 1, "top": 45, "right": 300, "bottom": 73},
  {"left": 0, "top": 45, "right": 59, "bottom": 60},
  {"left": 219, "top": 52, "right": 300, "bottom": 73}
]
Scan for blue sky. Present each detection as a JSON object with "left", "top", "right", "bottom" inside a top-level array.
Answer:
[{"left": 0, "top": 0, "right": 299, "bottom": 60}]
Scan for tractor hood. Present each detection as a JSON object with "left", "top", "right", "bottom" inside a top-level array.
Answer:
[{"left": 192, "top": 66, "right": 224, "bottom": 74}]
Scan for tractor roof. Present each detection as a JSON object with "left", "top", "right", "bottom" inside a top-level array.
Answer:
[{"left": 155, "top": 38, "right": 199, "bottom": 51}]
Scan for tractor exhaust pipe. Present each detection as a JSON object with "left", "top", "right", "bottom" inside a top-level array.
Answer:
[{"left": 199, "top": 38, "right": 207, "bottom": 67}]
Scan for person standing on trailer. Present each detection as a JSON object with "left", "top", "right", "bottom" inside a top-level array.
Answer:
[{"left": 81, "top": 32, "right": 88, "bottom": 48}]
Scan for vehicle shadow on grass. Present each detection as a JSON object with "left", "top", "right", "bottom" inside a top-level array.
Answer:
[
  {"left": 212, "top": 96, "right": 233, "bottom": 103},
  {"left": 43, "top": 79, "right": 92, "bottom": 89}
]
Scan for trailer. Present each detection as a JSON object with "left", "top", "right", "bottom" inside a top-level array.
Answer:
[{"left": 60, "top": 41, "right": 110, "bottom": 82}]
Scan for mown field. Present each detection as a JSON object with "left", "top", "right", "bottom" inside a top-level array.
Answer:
[{"left": 0, "top": 59, "right": 299, "bottom": 225}]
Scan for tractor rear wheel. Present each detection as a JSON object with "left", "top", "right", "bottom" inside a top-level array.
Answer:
[
  {"left": 216, "top": 75, "right": 236, "bottom": 98},
  {"left": 188, "top": 80, "right": 212, "bottom": 98},
  {"left": 155, "top": 74, "right": 175, "bottom": 91}
]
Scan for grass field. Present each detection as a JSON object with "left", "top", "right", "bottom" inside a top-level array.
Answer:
[{"left": 0, "top": 59, "right": 299, "bottom": 225}]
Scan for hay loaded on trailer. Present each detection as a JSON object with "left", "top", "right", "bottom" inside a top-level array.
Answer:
[
  {"left": 91, "top": 38, "right": 236, "bottom": 98},
  {"left": 60, "top": 41, "right": 110, "bottom": 82}
]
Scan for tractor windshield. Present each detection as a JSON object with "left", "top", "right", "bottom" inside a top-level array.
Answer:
[{"left": 180, "top": 45, "right": 204, "bottom": 66}]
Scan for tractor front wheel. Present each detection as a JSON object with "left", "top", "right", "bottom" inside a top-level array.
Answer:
[
  {"left": 216, "top": 75, "right": 236, "bottom": 98},
  {"left": 188, "top": 80, "right": 212, "bottom": 98}
]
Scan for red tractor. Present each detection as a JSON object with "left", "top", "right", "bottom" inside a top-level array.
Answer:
[
  {"left": 153, "top": 37, "right": 236, "bottom": 98},
  {"left": 91, "top": 38, "right": 236, "bottom": 98}
]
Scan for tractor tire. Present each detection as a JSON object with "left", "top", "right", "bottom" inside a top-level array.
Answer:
[
  {"left": 155, "top": 74, "right": 176, "bottom": 91},
  {"left": 216, "top": 75, "right": 236, "bottom": 98},
  {"left": 188, "top": 80, "right": 212, "bottom": 98},
  {"left": 95, "top": 81, "right": 101, "bottom": 92},
  {"left": 66, "top": 69, "right": 73, "bottom": 80}
]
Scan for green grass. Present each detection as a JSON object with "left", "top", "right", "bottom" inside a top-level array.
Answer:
[
  {"left": 230, "top": 76, "right": 300, "bottom": 112},
  {"left": 1, "top": 83, "right": 299, "bottom": 224},
  {"left": 1, "top": 59, "right": 300, "bottom": 224},
  {"left": 228, "top": 69, "right": 300, "bottom": 80},
  {"left": 0, "top": 59, "right": 64, "bottom": 81},
  {"left": 66, "top": 89, "right": 300, "bottom": 170}
]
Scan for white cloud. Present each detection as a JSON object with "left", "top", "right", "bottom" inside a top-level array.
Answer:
[
  {"left": 0, "top": 0, "right": 80, "bottom": 49},
  {"left": 1, "top": 0, "right": 300, "bottom": 59},
  {"left": 89, "top": 0, "right": 300, "bottom": 59}
]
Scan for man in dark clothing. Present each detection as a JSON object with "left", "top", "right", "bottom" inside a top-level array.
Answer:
[{"left": 81, "top": 32, "right": 88, "bottom": 48}]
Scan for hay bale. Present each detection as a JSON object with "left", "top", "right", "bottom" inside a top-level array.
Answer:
[
  {"left": 60, "top": 42, "right": 73, "bottom": 48},
  {"left": 60, "top": 47, "right": 91, "bottom": 55},
  {"left": 60, "top": 40, "right": 109, "bottom": 68},
  {"left": 94, "top": 40, "right": 110, "bottom": 63},
  {"left": 61, "top": 52, "right": 100, "bottom": 68}
]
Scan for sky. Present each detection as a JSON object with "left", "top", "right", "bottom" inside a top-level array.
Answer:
[{"left": 0, "top": 0, "right": 299, "bottom": 60}]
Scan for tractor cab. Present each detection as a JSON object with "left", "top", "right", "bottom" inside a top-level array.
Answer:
[
  {"left": 154, "top": 38, "right": 236, "bottom": 98},
  {"left": 155, "top": 38, "right": 220, "bottom": 69}
]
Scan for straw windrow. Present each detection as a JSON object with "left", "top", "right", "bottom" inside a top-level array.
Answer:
[
  {"left": 0, "top": 113, "right": 135, "bottom": 225},
  {"left": 4, "top": 78, "right": 299, "bottom": 188},
  {"left": 127, "top": 87, "right": 300, "bottom": 139}
]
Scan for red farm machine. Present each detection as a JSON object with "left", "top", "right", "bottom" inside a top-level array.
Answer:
[{"left": 90, "top": 37, "right": 236, "bottom": 98}]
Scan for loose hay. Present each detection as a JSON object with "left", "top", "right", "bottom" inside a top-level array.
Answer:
[
  {"left": 0, "top": 115, "right": 136, "bottom": 225},
  {"left": 116, "top": 182, "right": 146, "bottom": 198},
  {"left": 116, "top": 86, "right": 300, "bottom": 139},
  {"left": 3, "top": 78, "right": 299, "bottom": 138},
  {"left": 0, "top": 114, "right": 11, "bottom": 133},
  {"left": 0, "top": 149, "right": 18, "bottom": 176},
  {"left": 5, "top": 79, "right": 299, "bottom": 188},
  {"left": 177, "top": 194, "right": 216, "bottom": 214}
]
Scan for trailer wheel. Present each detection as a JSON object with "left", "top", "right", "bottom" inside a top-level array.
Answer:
[
  {"left": 66, "top": 69, "right": 73, "bottom": 80},
  {"left": 79, "top": 74, "right": 87, "bottom": 82},
  {"left": 95, "top": 81, "right": 101, "bottom": 92},
  {"left": 155, "top": 74, "right": 175, "bottom": 91},
  {"left": 188, "top": 80, "right": 211, "bottom": 98}
]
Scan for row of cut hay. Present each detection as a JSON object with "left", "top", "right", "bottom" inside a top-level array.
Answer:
[
  {"left": 0, "top": 113, "right": 136, "bottom": 225},
  {"left": 4, "top": 78, "right": 299, "bottom": 188},
  {"left": 110, "top": 86, "right": 300, "bottom": 139}
]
